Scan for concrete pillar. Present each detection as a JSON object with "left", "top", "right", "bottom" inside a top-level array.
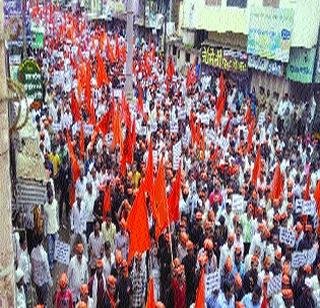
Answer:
[{"left": 0, "top": 1, "right": 16, "bottom": 307}]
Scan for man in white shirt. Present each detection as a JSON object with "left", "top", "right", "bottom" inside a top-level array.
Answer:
[
  {"left": 101, "top": 212, "right": 116, "bottom": 250},
  {"left": 83, "top": 182, "right": 97, "bottom": 239},
  {"left": 43, "top": 192, "right": 59, "bottom": 270},
  {"left": 68, "top": 243, "right": 89, "bottom": 304},
  {"left": 18, "top": 234, "right": 31, "bottom": 305},
  {"left": 16, "top": 268, "right": 26, "bottom": 308},
  {"left": 219, "top": 233, "right": 235, "bottom": 274},
  {"left": 70, "top": 195, "right": 88, "bottom": 255},
  {"left": 88, "top": 220, "right": 104, "bottom": 273},
  {"left": 31, "top": 234, "right": 53, "bottom": 306}
]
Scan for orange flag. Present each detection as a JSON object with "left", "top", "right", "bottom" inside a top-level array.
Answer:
[
  {"left": 146, "top": 277, "right": 155, "bottom": 308},
  {"left": 103, "top": 186, "right": 111, "bottom": 221},
  {"left": 70, "top": 91, "right": 81, "bottom": 123},
  {"left": 251, "top": 144, "right": 261, "bottom": 187},
  {"left": 137, "top": 85, "right": 144, "bottom": 114},
  {"left": 244, "top": 102, "right": 252, "bottom": 124},
  {"left": 189, "top": 111, "right": 197, "bottom": 146},
  {"left": 271, "top": 163, "right": 283, "bottom": 201},
  {"left": 121, "top": 92, "right": 131, "bottom": 130},
  {"left": 168, "top": 164, "right": 181, "bottom": 223},
  {"left": 95, "top": 104, "right": 113, "bottom": 136},
  {"left": 246, "top": 118, "right": 256, "bottom": 154},
  {"left": 111, "top": 105, "right": 123, "bottom": 151},
  {"left": 66, "top": 131, "right": 80, "bottom": 183},
  {"left": 303, "top": 173, "right": 311, "bottom": 200},
  {"left": 96, "top": 52, "right": 109, "bottom": 88},
  {"left": 153, "top": 157, "right": 169, "bottom": 240},
  {"left": 195, "top": 269, "right": 205, "bottom": 308},
  {"left": 127, "top": 185, "right": 151, "bottom": 264},
  {"left": 144, "top": 139, "right": 154, "bottom": 197},
  {"left": 167, "top": 56, "right": 175, "bottom": 81},
  {"left": 314, "top": 180, "right": 320, "bottom": 216},
  {"left": 215, "top": 93, "right": 226, "bottom": 126},
  {"left": 79, "top": 122, "right": 85, "bottom": 160}
]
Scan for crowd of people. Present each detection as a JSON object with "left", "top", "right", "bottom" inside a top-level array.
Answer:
[{"left": 12, "top": 4, "right": 320, "bottom": 308}]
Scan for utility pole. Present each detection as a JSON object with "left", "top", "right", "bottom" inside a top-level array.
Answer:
[
  {"left": 124, "top": 0, "right": 134, "bottom": 103},
  {"left": 0, "top": 1, "right": 16, "bottom": 306},
  {"left": 163, "top": 1, "right": 168, "bottom": 69}
]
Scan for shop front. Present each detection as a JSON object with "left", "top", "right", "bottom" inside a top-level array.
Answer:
[
  {"left": 248, "top": 55, "right": 289, "bottom": 100},
  {"left": 201, "top": 43, "right": 249, "bottom": 93}
]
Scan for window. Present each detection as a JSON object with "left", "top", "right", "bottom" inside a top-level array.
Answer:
[
  {"left": 226, "top": 0, "right": 247, "bottom": 8},
  {"left": 173, "top": 46, "right": 177, "bottom": 56},
  {"left": 205, "top": 0, "right": 221, "bottom": 5},
  {"left": 186, "top": 52, "right": 190, "bottom": 63},
  {"left": 263, "top": 0, "right": 280, "bottom": 8}
]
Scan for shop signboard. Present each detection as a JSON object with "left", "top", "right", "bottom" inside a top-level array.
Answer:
[
  {"left": 286, "top": 48, "right": 316, "bottom": 84},
  {"left": 247, "top": 6, "right": 294, "bottom": 63},
  {"left": 201, "top": 45, "right": 248, "bottom": 72},
  {"left": 18, "top": 58, "right": 43, "bottom": 102},
  {"left": 248, "top": 55, "right": 284, "bottom": 77}
]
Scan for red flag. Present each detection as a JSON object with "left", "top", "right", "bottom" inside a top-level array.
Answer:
[
  {"left": 314, "top": 180, "right": 320, "bottom": 216},
  {"left": 167, "top": 57, "right": 175, "bottom": 81},
  {"left": 215, "top": 75, "right": 226, "bottom": 126},
  {"left": 189, "top": 111, "right": 197, "bottom": 146},
  {"left": 103, "top": 186, "right": 111, "bottom": 221},
  {"left": 271, "top": 163, "right": 283, "bottom": 201},
  {"left": 246, "top": 118, "right": 256, "bottom": 153},
  {"left": 131, "top": 120, "right": 136, "bottom": 154},
  {"left": 79, "top": 122, "right": 85, "bottom": 160},
  {"left": 223, "top": 114, "right": 232, "bottom": 137},
  {"left": 146, "top": 278, "right": 155, "bottom": 308},
  {"left": 195, "top": 269, "right": 205, "bottom": 308},
  {"left": 153, "top": 157, "right": 169, "bottom": 240},
  {"left": 303, "top": 173, "right": 311, "bottom": 200},
  {"left": 127, "top": 185, "right": 151, "bottom": 264},
  {"left": 95, "top": 105, "right": 113, "bottom": 136},
  {"left": 244, "top": 102, "right": 252, "bottom": 124},
  {"left": 120, "top": 127, "right": 134, "bottom": 176},
  {"left": 107, "top": 36, "right": 115, "bottom": 63},
  {"left": 137, "top": 85, "right": 144, "bottom": 114},
  {"left": 99, "top": 31, "right": 106, "bottom": 51},
  {"left": 70, "top": 91, "right": 81, "bottom": 123},
  {"left": 251, "top": 144, "right": 261, "bottom": 187},
  {"left": 168, "top": 164, "right": 181, "bottom": 223},
  {"left": 121, "top": 92, "right": 132, "bottom": 130},
  {"left": 96, "top": 52, "right": 109, "bottom": 88}
]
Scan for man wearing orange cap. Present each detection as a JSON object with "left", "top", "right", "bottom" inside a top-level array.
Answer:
[
  {"left": 190, "top": 211, "right": 204, "bottom": 250},
  {"left": 54, "top": 273, "right": 73, "bottom": 308},
  {"left": 171, "top": 264, "right": 186, "bottom": 308},
  {"left": 67, "top": 243, "right": 89, "bottom": 303},
  {"left": 88, "top": 259, "right": 106, "bottom": 308},
  {"left": 219, "top": 233, "right": 235, "bottom": 274},
  {"left": 79, "top": 284, "right": 94, "bottom": 308},
  {"left": 88, "top": 220, "right": 104, "bottom": 274},
  {"left": 103, "top": 275, "right": 118, "bottom": 308},
  {"left": 177, "top": 231, "right": 189, "bottom": 261},
  {"left": 233, "top": 246, "right": 245, "bottom": 279},
  {"left": 197, "top": 238, "right": 217, "bottom": 273}
]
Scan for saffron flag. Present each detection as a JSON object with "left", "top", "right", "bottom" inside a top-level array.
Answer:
[
  {"left": 70, "top": 91, "right": 81, "bottom": 123},
  {"left": 127, "top": 185, "right": 151, "bottom": 264},
  {"left": 146, "top": 277, "right": 155, "bottom": 308},
  {"left": 251, "top": 144, "right": 261, "bottom": 187},
  {"left": 96, "top": 52, "right": 109, "bottom": 88},
  {"left": 137, "top": 85, "right": 144, "bottom": 114},
  {"left": 271, "top": 163, "right": 283, "bottom": 201},
  {"left": 303, "top": 173, "right": 311, "bottom": 200},
  {"left": 66, "top": 131, "right": 80, "bottom": 183},
  {"left": 195, "top": 269, "right": 205, "bottom": 308},
  {"left": 168, "top": 164, "right": 181, "bottom": 223},
  {"left": 153, "top": 157, "right": 169, "bottom": 240},
  {"left": 103, "top": 186, "right": 111, "bottom": 221}
]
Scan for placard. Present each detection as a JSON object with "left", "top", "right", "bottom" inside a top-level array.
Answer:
[
  {"left": 138, "top": 126, "right": 147, "bottom": 136},
  {"left": 232, "top": 194, "right": 244, "bottom": 213},
  {"left": 304, "top": 200, "right": 316, "bottom": 216},
  {"left": 304, "top": 246, "right": 318, "bottom": 265},
  {"left": 294, "top": 198, "right": 304, "bottom": 214},
  {"left": 178, "top": 108, "right": 187, "bottom": 120},
  {"left": 201, "top": 114, "right": 210, "bottom": 126},
  {"left": 258, "top": 112, "right": 265, "bottom": 127},
  {"left": 205, "top": 271, "right": 220, "bottom": 297},
  {"left": 279, "top": 227, "right": 295, "bottom": 247},
  {"left": 173, "top": 141, "right": 182, "bottom": 171},
  {"left": 52, "top": 122, "right": 62, "bottom": 133},
  {"left": 292, "top": 251, "right": 306, "bottom": 268},
  {"left": 150, "top": 121, "right": 158, "bottom": 133},
  {"left": 170, "top": 121, "right": 179, "bottom": 134},
  {"left": 54, "top": 240, "right": 70, "bottom": 265},
  {"left": 267, "top": 275, "right": 282, "bottom": 297}
]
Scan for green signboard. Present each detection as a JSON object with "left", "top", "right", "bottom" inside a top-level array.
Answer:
[
  {"left": 286, "top": 48, "right": 316, "bottom": 84},
  {"left": 31, "top": 23, "right": 44, "bottom": 49},
  {"left": 18, "top": 58, "right": 43, "bottom": 101},
  {"left": 247, "top": 6, "right": 294, "bottom": 63}
]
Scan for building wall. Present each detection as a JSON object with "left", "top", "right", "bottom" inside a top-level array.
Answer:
[{"left": 181, "top": 0, "right": 320, "bottom": 48}]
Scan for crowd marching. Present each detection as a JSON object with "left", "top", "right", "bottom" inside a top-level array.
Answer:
[{"left": 12, "top": 3, "right": 320, "bottom": 308}]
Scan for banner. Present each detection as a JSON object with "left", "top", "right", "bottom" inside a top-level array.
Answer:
[
  {"left": 286, "top": 48, "right": 316, "bottom": 84},
  {"left": 201, "top": 45, "right": 248, "bottom": 72},
  {"left": 18, "top": 58, "right": 43, "bottom": 102},
  {"left": 247, "top": 7, "right": 294, "bottom": 62},
  {"left": 248, "top": 55, "right": 284, "bottom": 77},
  {"left": 54, "top": 240, "right": 71, "bottom": 265},
  {"left": 4, "top": 0, "right": 22, "bottom": 18}
]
